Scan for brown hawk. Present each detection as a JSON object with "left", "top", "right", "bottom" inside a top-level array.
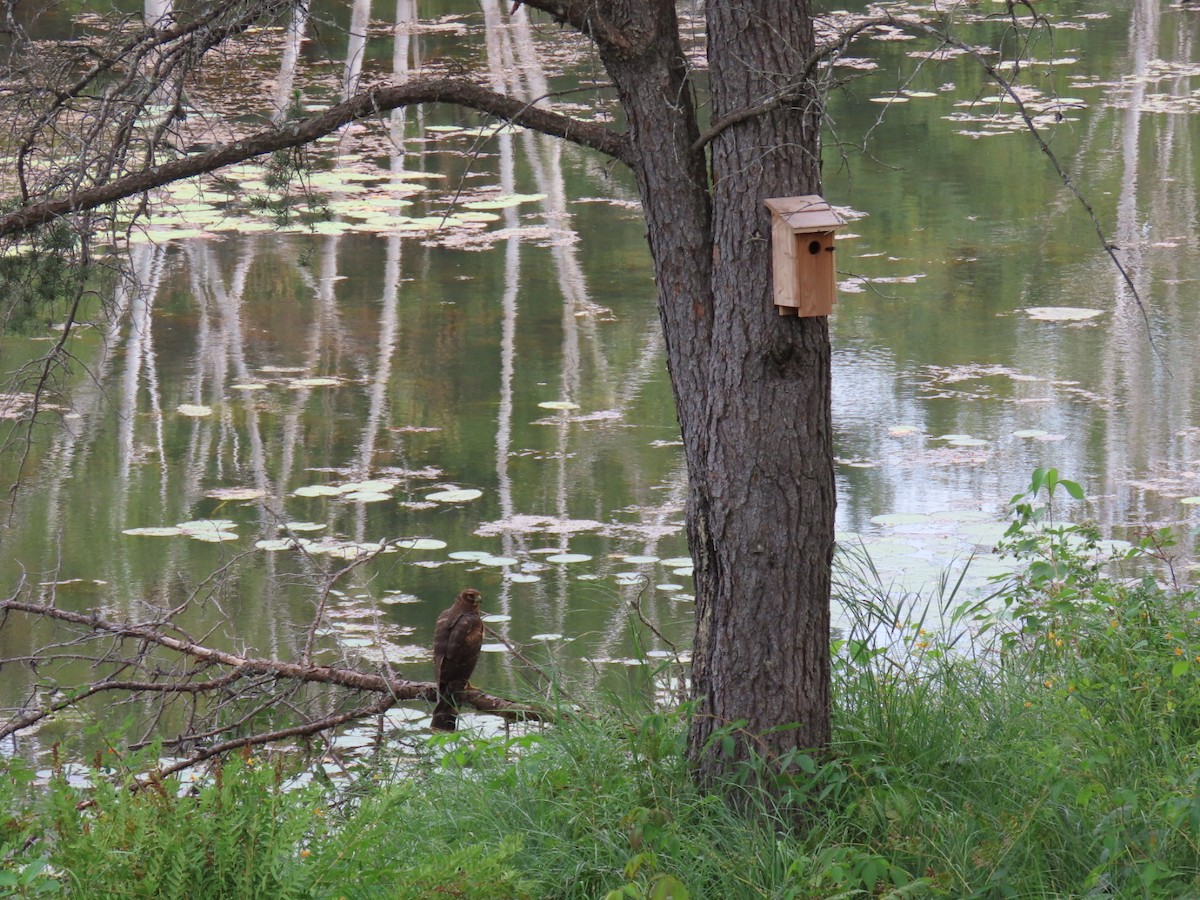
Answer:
[{"left": 431, "top": 588, "right": 484, "bottom": 731}]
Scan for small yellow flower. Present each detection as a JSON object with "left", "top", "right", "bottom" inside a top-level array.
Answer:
[
  {"left": 1023, "top": 701, "right": 1033, "bottom": 708},
  {"left": 1110, "top": 620, "right": 1120, "bottom": 629},
  {"left": 1047, "top": 630, "right": 1056, "bottom": 640},
  {"left": 300, "top": 849, "right": 311, "bottom": 858},
  {"left": 1175, "top": 647, "right": 1185, "bottom": 657},
  {"left": 1068, "top": 684, "right": 1076, "bottom": 693},
  {"left": 1055, "top": 639, "right": 1064, "bottom": 648},
  {"left": 1043, "top": 679, "right": 1054, "bottom": 688},
  {"left": 916, "top": 640, "right": 929, "bottom": 649}
]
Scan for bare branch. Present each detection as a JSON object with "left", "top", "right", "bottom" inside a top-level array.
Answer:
[
  {"left": 0, "top": 76, "right": 631, "bottom": 239},
  {"left": 0, "top": 598, "right": 543, "bottom": 736},
  {"left": 516, "top": 0, "right": 631, "bottom": 52}
]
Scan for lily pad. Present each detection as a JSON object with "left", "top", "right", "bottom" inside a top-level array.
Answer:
[
  {"left": 1012, "top": 429, "right": 1049, "bottom": 438},
  {"left": 529, "top": 633, "right": 564, "bottom": 642},
  {"left": 659, "top": 557, "right": 693, "bottom": 567},
  {"left": 177, "top": 404, "right": 213, "bottom": 417},
  {"left": 463, "top": 192, "right": 546, "bottom": 210},
  {"left": 342, "top": 491, "right": 392, "bottom": 503},
  {"left": 1024, "top": 307, "right": 1104, "bottom": 322},
  {"left": 205, "top": 487, "right": 265, "bottom": 501},
  {"left": 185, "top": 529, "right": 240, "bottom": 543},
  {"left": 427, "top": 488, "right": 483, "bottom": 503},
  {"left": 397, "top": 538, "right": 447, "bottom": 551},
  {"left": 123, "top": 526, "right": 184, "bottom": 537},
  {"left": 509, "top": 573, "right": 541, "bottom": 583},
  {"left": 482, "top": 614, "right": 511, "bottom": 623},
  {"left": 255, "top": 538, "right": 309, "bottom": 551},
  {"left": 178, "top": 519, "right": 236, "bottom": 532},
  {"left": 623, "top": 555, "right": 660, "bottom": 564},
  {"left": 449, "top": 550, "right": 493, "bottom": 560},
  {"left": 338, "top": 479, "right": 398, "bottom": 494},
  {"left": 282, "top": 522, "right": 326, "bottom": 532},
  {"left": 293, "top": 485, "right": 342, "bottom": 497},
  {"left": 537, "top": 401, "right": 580, "bottom": 411},
  {"left": 288, "top": 377, "right": 342, "bottom": 387},
  {"left": 545, "top": 553, "right": 592, "bottom": 563},
  {"left": 476, "top": 556, "right": 519, "bottom": 566}
]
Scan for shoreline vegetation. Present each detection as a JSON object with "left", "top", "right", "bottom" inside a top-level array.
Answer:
[{"left": 4, "top": 470, "right": 1200, "bottom": 897}]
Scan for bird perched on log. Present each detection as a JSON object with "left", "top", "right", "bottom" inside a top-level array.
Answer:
[{"left": 431, "top": 588, "right": 484, "bottom": 731}]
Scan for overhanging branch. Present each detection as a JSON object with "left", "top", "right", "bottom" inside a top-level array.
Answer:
[
  {"left": 515, "top": 0, "right": 631, "bottom": 52},
  {"left": 0, "top": 76, "right": 632, "bottom": 239}
]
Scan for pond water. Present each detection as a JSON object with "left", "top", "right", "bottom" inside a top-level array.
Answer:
[{"left": 2, "top": 0, "right": 1199, "bottom": 753}]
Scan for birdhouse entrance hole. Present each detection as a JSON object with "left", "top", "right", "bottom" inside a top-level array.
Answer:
[{"left": 764, "top": 195, "right": 844, "bottom": 317}]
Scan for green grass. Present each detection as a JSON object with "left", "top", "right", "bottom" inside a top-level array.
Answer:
[{"left": 4, "top": 472, "right": 1200, "bottom": 897}]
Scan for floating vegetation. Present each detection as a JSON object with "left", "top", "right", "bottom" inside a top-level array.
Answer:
[
  {"left": 287, "top": 376, "right": 342, "bottom": 387},
  {"left": 176, "top": 404, "right": 213, "bottom": 417},
  {"left": 255, "top": 537, "right": 308, "bottom": 551},
  {"left": 1023, "top": 307, "right": 1104, "bottom": 322},
  {"left": 292, "top": 484, "right": 342, "bottom": 497},
  {"left": 396, "top": 538, "right": 447, "bottom": 551},
  {"left": 509, "top": 573, "right": 541, "bottom": 583},
  {"left": 381, "top": 592, "right": 422, "bottom": 605},
  {"left": 475, "top": 515, "right": 603, "bottom": 536},
  {"left": 622, "top": 555, "right": 659, "bottom": 564},
  {"left": 426, "top": 487, "right": 483, "bottom": 503},
  {"left": 342, "top": 491, "right": 391, "bottom": 503},
  {"left": 475, "top": 556, "right": 518, "bottom": 566},
  {"left": 122, "top": 526, "right": 184, "bottom": 537},
  {"left": 537, "top": 400, "right": 580, "bottom": 411},
  {"left": 545, "top": 553, "right": 592, "bottom": 563},
  {"left": 463, "top": 192, "right": 546, "bottom": 209},
  {"left": 176, "top": 519, "right": 239, "bottom": 542},
  {"left": 448, "top": 550, "right": 493, "bottom": 560}
]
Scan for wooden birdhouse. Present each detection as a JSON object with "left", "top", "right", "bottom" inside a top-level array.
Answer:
[{"left": 764, "top": 195, "right": 844, "bottom": 317}]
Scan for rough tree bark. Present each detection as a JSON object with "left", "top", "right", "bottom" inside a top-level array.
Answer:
[{"left": 593, "top": 1, "right": 832, "bottom": 779}]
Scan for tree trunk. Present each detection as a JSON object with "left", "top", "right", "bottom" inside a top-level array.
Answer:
[{"left": 601, "top": 0, "right": 832, "bottom": 782}]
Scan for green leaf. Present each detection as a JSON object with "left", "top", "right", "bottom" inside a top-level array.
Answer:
[
  {"left": 1172, "top": 659, "right": 1191, "bottom": 678},
  {"left": 1030, "top": 467, "right": 1048, "bottom": 496},
  {"left": 1059, "top": 479, "right": 1085, "bottom": 500},
  {"left": 649, "top": 875, "right": 689, "bottom": 900}
]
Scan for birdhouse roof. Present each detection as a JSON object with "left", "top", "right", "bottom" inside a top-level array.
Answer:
[{"left": 764, "top": 195, "right": 844, "bottom": 233}]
